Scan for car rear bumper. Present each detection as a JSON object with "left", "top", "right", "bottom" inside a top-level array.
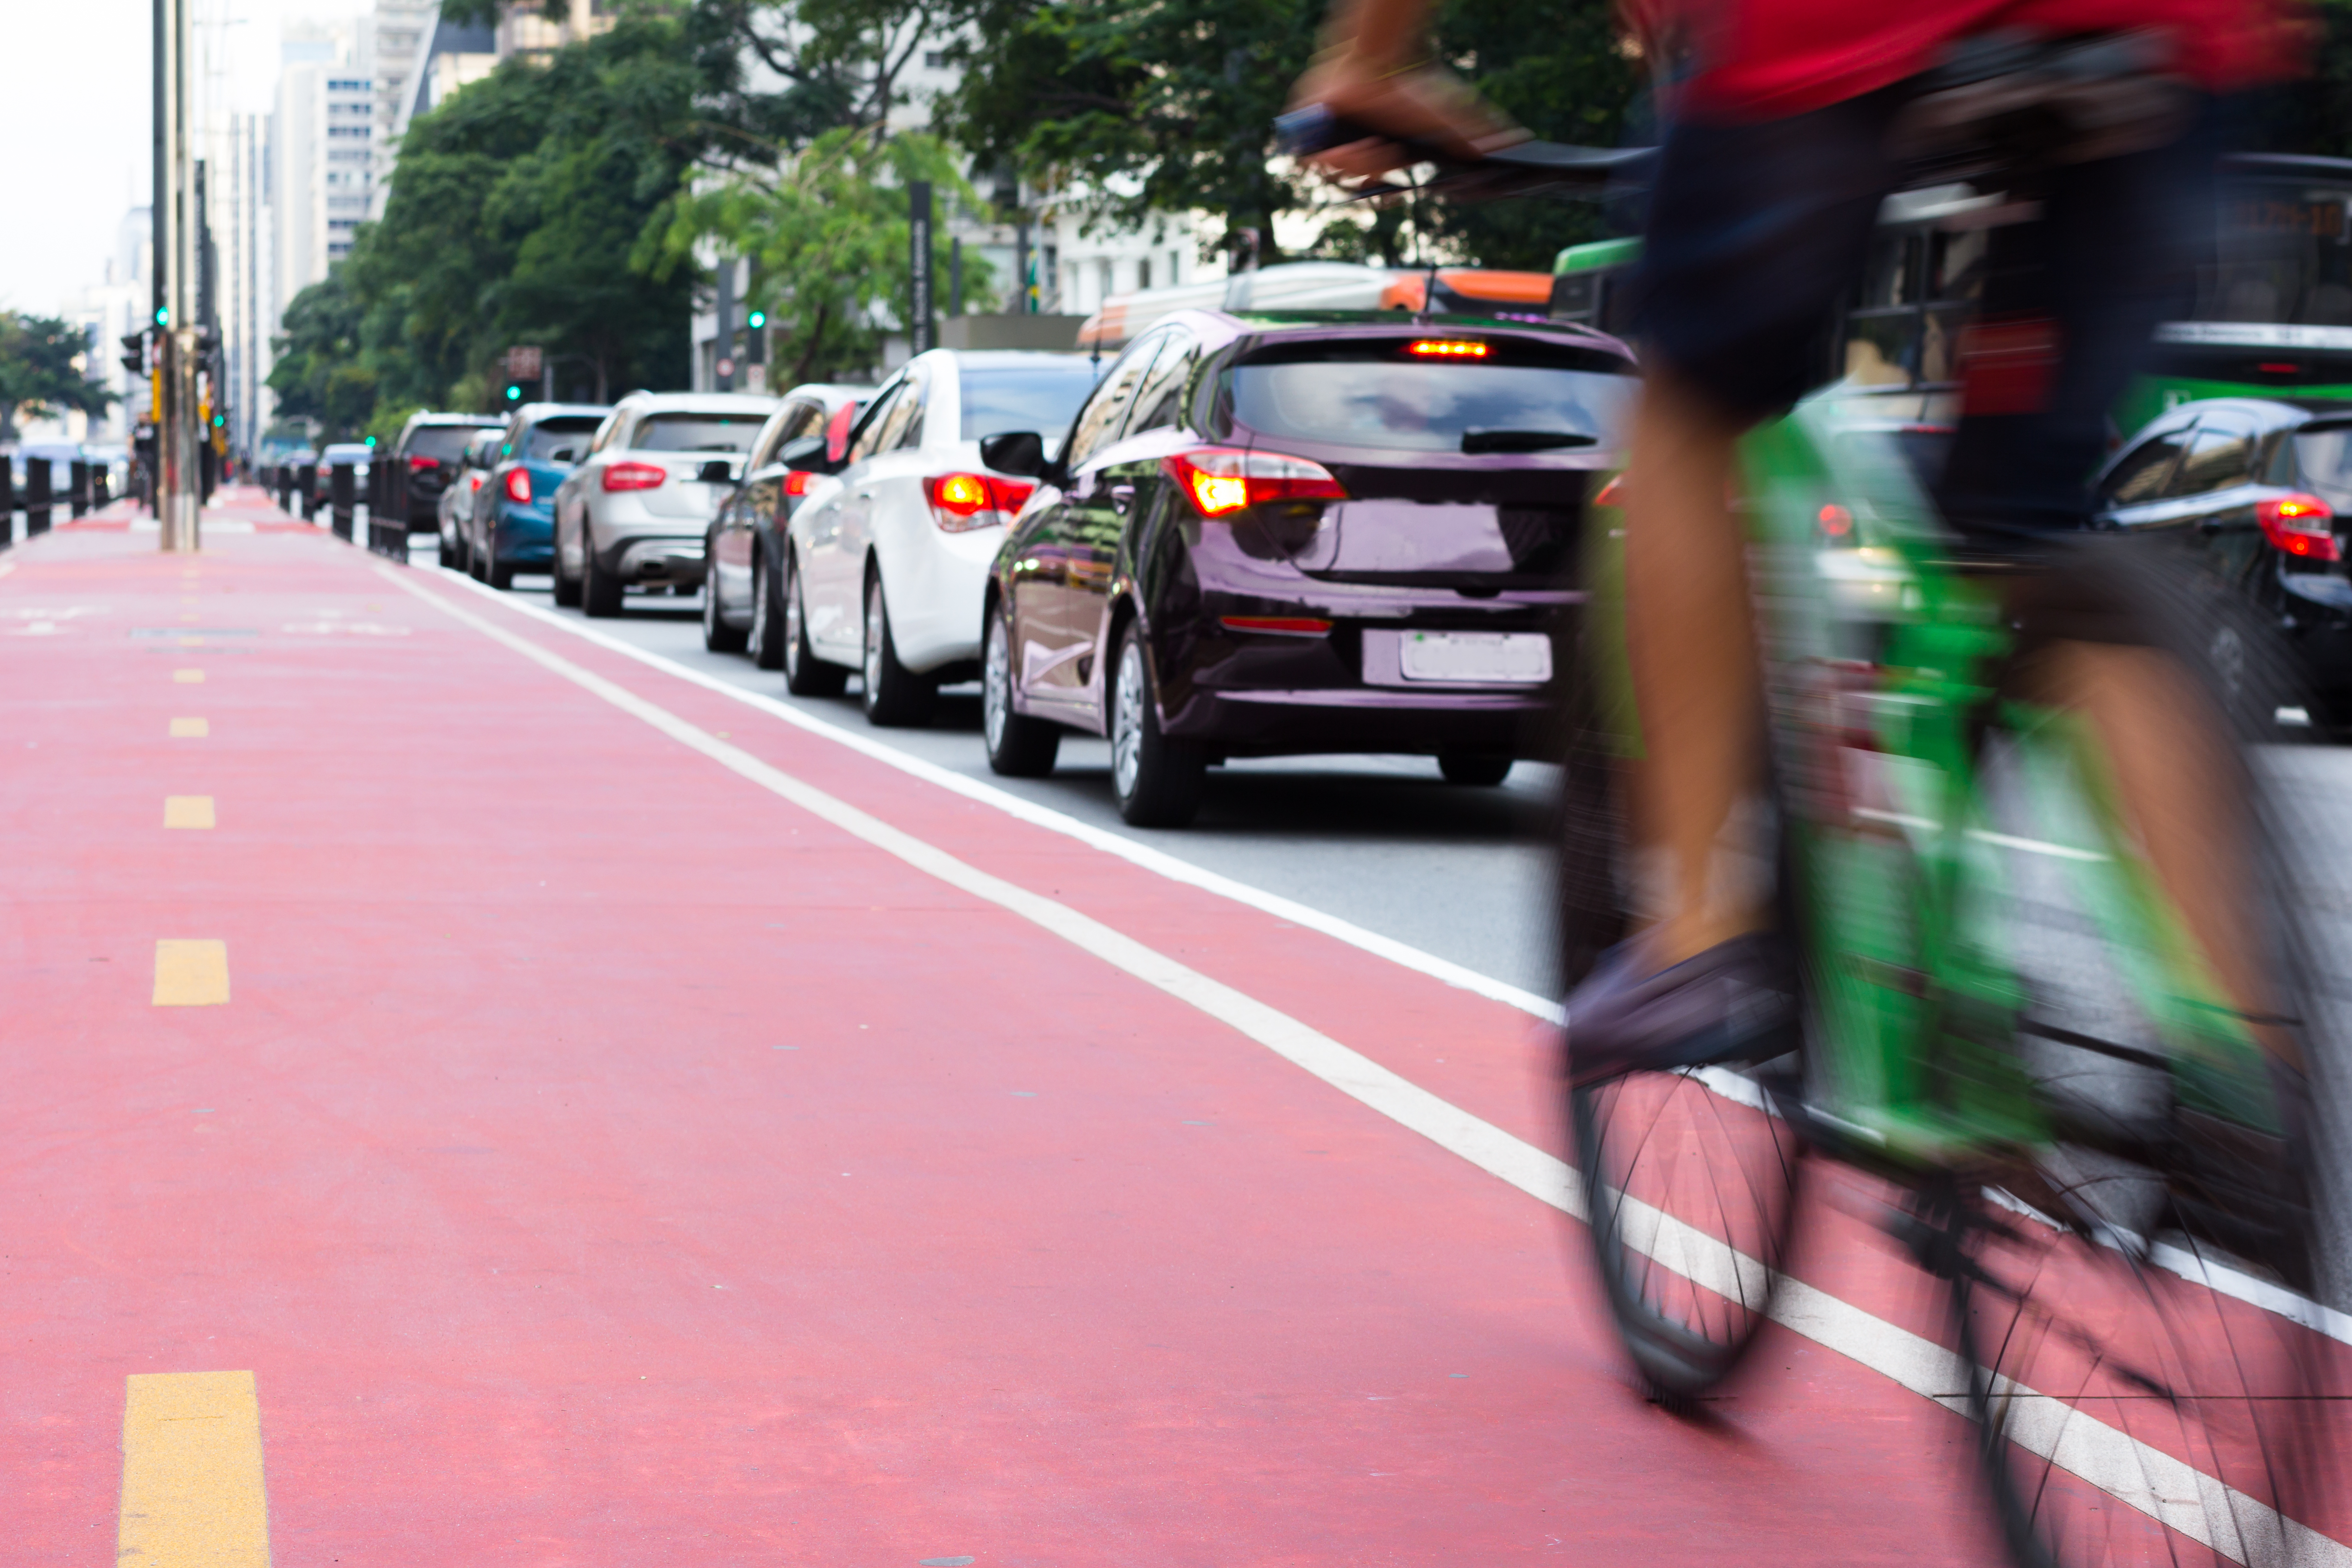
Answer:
[
  {"left": 492, "top": 510, "right": 555, "bottom": 564},
  {"left": 596, "top": 532, "right": 707, "bottom": 585},
  {"left": 1164, "top": 684, "right": 1552, "bottom": 757}
]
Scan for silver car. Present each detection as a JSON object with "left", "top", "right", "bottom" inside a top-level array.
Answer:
[{"left": 549, "top": 390, "right": 778, "bottom": 616}]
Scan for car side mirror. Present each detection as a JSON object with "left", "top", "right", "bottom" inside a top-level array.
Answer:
[
  {"left": 980, "top": 430, "right": 1048, "bottom": 479},
  {"left": 549, "top": 446, "right": 576, "bottom": 463},
  {"left": 697, "top": 459, "right": 735, "bottom": 484}
]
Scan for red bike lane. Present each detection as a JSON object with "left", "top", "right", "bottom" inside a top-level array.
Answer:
[{"left": 0, "top": 496, "right": 2309, "bottom": 1563}]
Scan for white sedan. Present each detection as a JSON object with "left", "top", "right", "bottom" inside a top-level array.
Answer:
[{"left": 780, "top": 349, "right": 1102, "bottom": 724}]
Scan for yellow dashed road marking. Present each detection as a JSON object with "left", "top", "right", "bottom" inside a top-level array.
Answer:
[
  {"left": 164, "top": 796, "right": 215, "bottom": 830},
  {"left": 152, "top": 940, "right": 229, "bottom": 1005},
  {"left": 170, "top": 718, "right": 208, "bottom": 738},
  {"left": 118, "top": 1371, "right": 270, "bottom": 1568},
  {"left": 174, "top": 668, "right": 204, "bottom": 684}
]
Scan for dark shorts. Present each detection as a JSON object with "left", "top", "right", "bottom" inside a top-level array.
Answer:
[{"left": 1634, "top": 87, "right": 2215, "bottom": 535}]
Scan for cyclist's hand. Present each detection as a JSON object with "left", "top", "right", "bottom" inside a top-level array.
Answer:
[{"left": 1286, "top": 54, "right": 1528, "bottom": 181}]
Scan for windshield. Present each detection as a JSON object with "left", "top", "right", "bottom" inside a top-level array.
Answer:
[
  {"left": 960, "top": 366, "right": 1101, "bottom": 441},
  {"left": 406, "top": 425, "right": 494, "bottom": 462},
  {"left": 2294, "top": 426, "right": 2352, "bottom": 512},
  {"left": 2190, "top": 178, "right": 2352, "bottom": 326},
  {"left": 635, "top": 413, "right": 767, "bottom": 453},
  {"left": 523, "top": 416, "right": 601, "bottom": 461},
  {"left": 1226, "top": 342, "right": 1634, "bottom": 453}
]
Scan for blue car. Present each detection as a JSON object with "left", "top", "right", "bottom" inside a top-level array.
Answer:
[{"left": 461, "top": 403, "right": 611, "bottom": 589}]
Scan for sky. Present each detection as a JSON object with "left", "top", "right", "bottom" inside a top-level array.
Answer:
[{"left": 0, "top": 0, "right": 366, "bottom": 315}]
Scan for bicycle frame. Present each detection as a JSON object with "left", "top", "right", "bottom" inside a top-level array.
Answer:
[{"left": 1585, "top": 390, "right": 2278, "bottom": 1172}]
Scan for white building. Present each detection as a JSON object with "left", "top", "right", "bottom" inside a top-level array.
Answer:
[
  {"left": 43, "top": 208, "right": 157, "bottom": 446},
  {"left": 275, "top": 19, "right": 376, "bottom": 308}
]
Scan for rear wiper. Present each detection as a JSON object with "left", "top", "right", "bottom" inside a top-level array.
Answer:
[{"left": 1461, "top": 428, "right": 1597, "bottom": 454}]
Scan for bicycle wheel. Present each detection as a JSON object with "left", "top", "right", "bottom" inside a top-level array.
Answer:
[
  {"left": 1940, "top": 542, "right": 2344, "bottom": 1568},
  {"left": 1558, "top": 636, "right": 1806, "bottom": 1404}
]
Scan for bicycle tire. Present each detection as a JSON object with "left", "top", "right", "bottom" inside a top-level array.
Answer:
[
  {"left": 1933, "top": 540, "right": 2343, "bottom": 1568},
  {"left": 1558, "top": 626, "right": 1807, "bottom": 1405}
]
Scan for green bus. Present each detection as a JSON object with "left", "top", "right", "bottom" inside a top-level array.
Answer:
[{"left": 1549, "top": 152, "right": 2352, "bottom": 434}]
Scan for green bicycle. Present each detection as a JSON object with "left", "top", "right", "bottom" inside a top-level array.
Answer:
[{"left": 1560, "top": 388, "right": 2345, "bottom": 1568}]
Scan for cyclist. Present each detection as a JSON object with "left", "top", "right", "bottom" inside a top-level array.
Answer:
[{"left": 1291, "top": 0, "right": 2307, "bottom": 1086}]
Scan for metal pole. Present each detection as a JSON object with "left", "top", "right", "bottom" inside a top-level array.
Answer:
[
  {"left": 909, "top": 181, "right": 933, "bottom": 356},
  {"left": 713, "top": 258, "right": 735, "bottom": 390},
  {"left": 155, "top": 0, "right": 198, "bottom": 552}
]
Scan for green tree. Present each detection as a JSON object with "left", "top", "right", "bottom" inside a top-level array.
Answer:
[
  {"left": 0, "top": 312, "right": 115, "bottom": 442},
  {"left": 644, "top": 127, "right": 991, "bottom": 384}
]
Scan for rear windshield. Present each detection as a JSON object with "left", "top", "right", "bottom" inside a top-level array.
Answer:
[
  {"left": 635, "top": 413, "right": 768, "bottom": 453},
  {"left": 406, "top": 424, "right": 494, "bottom": 461},
  {"left": 2294, "top": 425, "right": 2352, "bottom": 511},
  {"left": 960, "top": 366, "right": 1102, "bottom": 441},
  {"left": 1225, "top": 339, "right": 1634, "bottom": 453},
  {"left": 522, "top": 416, "right": 601, "bottom": 461},
  {"left": 1833, "top": 426, "right": 1954, "bottom": 487}
]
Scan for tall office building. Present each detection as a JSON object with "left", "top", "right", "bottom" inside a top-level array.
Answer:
[
  {"left": 369, "top": 0, "right": 439, "bottom": 220},
  {"left": 275, "top": 18, "right": 375, "bottom": 310}
]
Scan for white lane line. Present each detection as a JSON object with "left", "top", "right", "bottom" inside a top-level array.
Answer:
[
  {"left": 418, "top": 565, "right": 1563, "bottom": 1024},
  {"left": 416, "top": 565, "right": 2350, "bottom": 1349},
  {"left": 386, "top": 565, "right": 2347, "bottom": 1559}
]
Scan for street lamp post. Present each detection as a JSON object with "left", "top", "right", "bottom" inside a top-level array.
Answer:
[{"left": 153, "top": 0, "right": 198, "bottom": 552}]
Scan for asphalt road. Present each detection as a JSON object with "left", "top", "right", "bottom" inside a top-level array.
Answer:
[{"left": 458, "top": 558, "right": 1567, "bottom": 1002}]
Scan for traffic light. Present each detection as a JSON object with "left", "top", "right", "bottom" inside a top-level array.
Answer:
[
  {"left": 120, "top": 330, "right": 149, "bottom": 376},
  {"left": 504, "top": 383, "right": 524, "bottom": 402},
  {"left": 747, "top": 310, "right": 766, "bottom": 329}
]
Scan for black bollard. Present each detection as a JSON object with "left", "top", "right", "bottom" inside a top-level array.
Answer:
[
  {"left": 330, "top": 461, "right": 354, "bottom": 540},
  {"left": 26, "top": 458, "right": 53, "bottom": 535},
  {"left": 69, "top": 460, "right": 90, "bottom": 519},
  {"left": 298, "top": 464, "right": 318, "bottom": 522},
  {"left": 0, "top": 455, "right": 12, "bottom": 547}
]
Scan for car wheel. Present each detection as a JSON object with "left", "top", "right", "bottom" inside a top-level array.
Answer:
[
  {"left": 702, "top": 545, "right": 748, "bottom": 653},
  {"left": 581, "top": 539, "right": 624, "bottom": 617},
  {"left": 469, "top": 535, "right": 491, "bottom": 582},
  {"left": 551, "top": 521, "right": 582, "bottom": 607},
  {"left": 748, "top": 548, "right": 785, "bottom": 670},
  {"left": 1109, "top": 620, "right": 1204, "bottom": 827},
  {"left": 861, "top": 572, "right": 935, "bottom": 727},
  {"left": 1438, "top": 751, "right": 1514, "bottom": 786},
  {"left": 781, "top": 549, "right": 848, "bottom": 697},
  {"left": 488, "top": 558, "right": 516, "bottom": 592},
  {"left": 445, "top": 528, "right": 468, "bottom": 574},
  {"left": 982, "top": 595, "right": 1060, "bottom": 777}
]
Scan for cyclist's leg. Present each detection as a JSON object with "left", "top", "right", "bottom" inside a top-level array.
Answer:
[
  {"left": 1607, "top": 95, "right": 1901, "bottom": 966},
  {"left": 1932, "top": 111, "right": 2295, "bottom": 1061}
]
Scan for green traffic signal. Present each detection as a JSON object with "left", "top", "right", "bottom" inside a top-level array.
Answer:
[
  {"left": 154, "top": 307, "right": 170, "bottom": 326},
  {"left": 747, "top": 310, "right": 766, "bottom": 329},
  {"left": 505, "top": 384, "right": 522, "bottom": 401}
]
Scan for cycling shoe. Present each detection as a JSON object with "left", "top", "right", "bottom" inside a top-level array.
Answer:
[{"left": 1564, "top": 932, "right": 1794, "bottom": 1089}]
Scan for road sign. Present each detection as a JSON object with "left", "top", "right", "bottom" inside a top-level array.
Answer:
[
  {"left": 505, "top": 345, "right": 543, "bottom": 380},
  {"left": 714, "top": 358, "right": 736, "bottom": 381}
]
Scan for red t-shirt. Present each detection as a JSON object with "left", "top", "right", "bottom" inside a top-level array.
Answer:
[{"left": 1647, "top": 0, "right": 2307, "bottom": 120}]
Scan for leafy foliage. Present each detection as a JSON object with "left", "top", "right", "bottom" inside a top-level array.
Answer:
[
  {"left": 0, "top": 312, "right": 115, "bottom": 439},
  {"left": 644, "top": 127, "right": 993, "bottom": 385}
]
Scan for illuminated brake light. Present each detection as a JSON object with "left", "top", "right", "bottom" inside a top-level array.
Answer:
[
  {"left": 1408, "top": 339, "right": 1490, "bottom": 359},
  {"left": 504, "top": 468, "right": 532, "bottom": 504},
  {"left": 1593, "top": 473, "right": 1626, "bottom": 507},
  {"left": 1818, "top": 504, "right": 1853, "bottom": 538},
  {"left": 1164, "top": 448, "right": 1346, "bottom": 517},
  {"left": 602, "top": 460, "right": 667, "bottom": 492},
  {"left": 407, "top": 454, "right": 440, "bottom": 471},
  {"left": 784, "top": 470, "right": 814, "bottom": 497},
  {"left": 2258, "top": 492, "right": 2340, "bottom": 561},
  {"left": 468, "top": 473, "right": 484, "bottom": 492},
  {"left": 1220, "top": 616, "right": 1332, "bottom": 636},
  {"left": 924, "top": 472, "right": 1035, "bottom": 532}
]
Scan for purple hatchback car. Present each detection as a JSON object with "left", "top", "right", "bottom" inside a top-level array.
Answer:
[{"left": 977, "top": 309, "right": 1635, "bottom": 826}]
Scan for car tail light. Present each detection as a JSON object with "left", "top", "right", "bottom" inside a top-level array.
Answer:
[
  {"left": 1220, "top": 616, "right": 1332, "bottom": 636},
  {"left": 504, "top": 468, "right": 532, "bottom": 504},
  {"left": 924, "top": 472, "right": 1035, "bottom": 532},
  {"left": 1817, "top": 503, "right": 1854, "bottom": 540},
  {"left": 468, "top": 473, "right": 484, "bottom": 492},
  {"left": 785, "top": 470, "right": 815, "bottom": 496},
  {"left": 1593, "top": 472, "right": 1625, "bottom": 507},
  {"left": 1163, "top": 448, "right": 1346, "bottom": 517},
  {"left": 2258, "top": 493, "right": 2339, "bottom": 561},
  {"left": 407, "top": 454, "right": 440, "bottom": 471},
  {"left": 1407, "top": 338, "right": 1490, "bottom": 359},
  {"left": 602, "top": 460, "right": 667, "bottom": 492}
]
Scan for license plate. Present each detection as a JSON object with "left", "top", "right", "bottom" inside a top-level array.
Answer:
[{"left": 1397, "top": 630, "right": 1552, "bottom": 684}]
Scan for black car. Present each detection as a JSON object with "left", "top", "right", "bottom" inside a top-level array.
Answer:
[
  {"left": 702, "top": 383, "right": 873, "bottom": 666},
  {"left": 392, "top": 411, "right": 509, "bottom": 531},
  {"left": 2094, "top": 397, "right": 2352, "bottom": 728},
  {"left": 980, "top": 309, "right": 1635, "bottom": 825}
]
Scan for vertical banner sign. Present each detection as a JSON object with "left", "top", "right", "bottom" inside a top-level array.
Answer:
[{"left": 909, "top": 181, "right": 934, "bottom": 356}]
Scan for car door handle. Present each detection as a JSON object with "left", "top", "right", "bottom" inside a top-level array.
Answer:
[{"left": 1109, "top": 483, "right": 1137, "bottom": 515}]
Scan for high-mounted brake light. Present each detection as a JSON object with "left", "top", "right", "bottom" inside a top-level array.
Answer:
[
  {"left": 1163, "top": 448, "right": 1346, "bottom": 517},
  {"left": 1818, "top": 504, "right": 1853, "bottom": 538},
  {"left": 408, "top": 454, "right": 440, "bottom": 471},
  {"left": 1408, "top": 339, "right": 1490, "bottom": 359},
  {"left": 784, "top": 470, "right": 815, "bottom": 497},
  {"left": 602, "top": 460, "right": 667, "bottom": 492},
  {"left": 504, "top": 468, "right": 533, "bottom": 504},
  {"left": 2258, "top": 493, "right": 2340, "bottom": 561},
  {"left": 924, "top": 472, "right": 1034, "bottom": 532}
]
